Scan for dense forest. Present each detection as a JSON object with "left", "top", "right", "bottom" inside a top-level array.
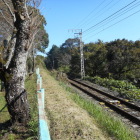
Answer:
[{"left": 45, "top": 38, "right": 140, "bottom": 85}]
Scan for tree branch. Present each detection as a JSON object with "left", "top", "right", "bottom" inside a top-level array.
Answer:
[
  {"left": 0, "top": 11, "right": 13, "bottom": 27},
  {"left": 24, "top": 0, "right": 30, "bottom": 20},
  {"left": 4, "top": 35, "right": 16, "bottom": 69},
  {"left": 0, "top": 24, "right": 11, "bottom": 36},
  {"left": 2, "top": 0, "right": 16, "bottom": 22},
  {"left": 28, "top": 29, "right": 39, "bottom": 51}
]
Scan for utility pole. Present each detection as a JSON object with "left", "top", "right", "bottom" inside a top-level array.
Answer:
[
  {"left": 69, "top": 29, "right": 85, "bottom": 79},
  {"left": 78, "top": 29, "right": 85, "bottom": 79}
]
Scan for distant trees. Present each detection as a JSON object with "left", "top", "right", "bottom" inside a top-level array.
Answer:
[
  {"left": 45, "top": 38, "right": 79, "bottom": 73},
  {"left": 45, "top": 45, "right": 60, "bottom": 69},
  {"left": 45, "top": 38, "right": 140, "bottom": 83},
  {"left": 106, "top": 39, "right": 140, "bottom": 80}
]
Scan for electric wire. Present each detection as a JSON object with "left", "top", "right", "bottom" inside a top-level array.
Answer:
[
  {"left": 83, "top": 0, "right": 137, "bottom": 34},
  {"left": 83, "top": 1, "right": 140, "bottom": 37},
  {"left": 81, "top": 0, "right": 122, "bottom": 29},
  {"left": 80, "top": 0, "right": 117, "bottom": 29},
  {"left": 84, "top": 9, "right": 140, "bottom": 41},
  {"left": 74, "top": 0, "right": 107, "bottom": 28}
]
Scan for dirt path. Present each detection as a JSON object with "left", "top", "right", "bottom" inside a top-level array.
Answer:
[{"left": 40, "top": 68, "right": 112, "bottom": 140}]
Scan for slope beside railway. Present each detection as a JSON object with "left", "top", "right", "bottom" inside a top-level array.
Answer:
[
  {"left": 40, "top": 66, "right": 138, "bottom": 140},
  {"left": 40, "top": 67, "right": 112, "bottom": 140}
]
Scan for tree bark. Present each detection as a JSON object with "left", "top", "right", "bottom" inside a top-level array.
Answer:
[
  {"left": 4, "top": 51, "right": 30, "bottom": 124},
  {"left": 3, "top": 0, "right": 31, "bottom": 124}
]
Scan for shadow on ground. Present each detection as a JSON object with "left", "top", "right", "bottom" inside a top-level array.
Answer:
[
  {"left": 0, "top": 120, "right": 37, "bottom": 140},
  {"left": 0, "top": 120, "right": 12, "bottom": 131}
]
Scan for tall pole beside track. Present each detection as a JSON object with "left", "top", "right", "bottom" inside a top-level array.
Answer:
[
  {"left": 79, "top": 29, "right": 85, "bottom": 79},
  {"left": 68, "top": 29, "right": 85, "bottom": 79},
  {"left": 74, "top": 29, "right": 85, "bottom": 79}
]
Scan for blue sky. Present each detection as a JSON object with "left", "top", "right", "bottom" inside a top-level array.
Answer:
[{"left": 40, "top": 0, "right": 140, "bottom": 54}]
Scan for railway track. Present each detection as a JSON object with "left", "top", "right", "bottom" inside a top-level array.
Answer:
[{"left": 68, "top": 79, "right": 140, "bottom": 126}]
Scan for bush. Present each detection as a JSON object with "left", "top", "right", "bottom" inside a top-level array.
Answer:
[{"left": 85, "top": 76, "right": 140, "bottom": 100}]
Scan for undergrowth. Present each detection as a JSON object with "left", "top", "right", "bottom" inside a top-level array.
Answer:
[
  {"left": 25, "top": 74, "right": 38, "bottom": 140},
  {"left": 85, "top": 76, "right": 140, "bottom": 100},
  {"left": 59, "top": 82, "right": 137, "bottom": 140},
  {"left": 0, "top": 92, "right": 11, "bottom": 139}
]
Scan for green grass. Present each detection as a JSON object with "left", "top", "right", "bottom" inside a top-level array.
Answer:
[
  {"left": 0, "top": 93, "right": 20, "bottom": 139},
  {"left": 0, "top": 92, "right": 11, "bottom": 139},
  {"left": 25, "top": 75, "right": 38, "bottom": 140},
  {"left": 0, "top": 74, "right": 38, "bottom": 140},
  {"left": 0, "top": 92, "right": 10, "bottom": 122},
  {"left": 59, "top": 82, "right": 137, "bottom": 140}
]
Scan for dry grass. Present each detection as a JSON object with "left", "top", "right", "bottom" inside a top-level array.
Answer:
[{"left": 40, "top": 67, "right": 112, "bottom": 140}]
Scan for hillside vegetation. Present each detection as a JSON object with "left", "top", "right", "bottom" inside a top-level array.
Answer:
[
  {"left": 85, "top": 76, "right": 140, "bottom": 100},
  {"left": 45, "top": 39, "right": 140, "bottom": 85},
  {"left": 45, "top": 39, "right": 140, "bottom": 101}
]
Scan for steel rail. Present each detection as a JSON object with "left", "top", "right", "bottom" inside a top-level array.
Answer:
[
  {"left": 72, "top": 79, "right": 140, "bottom": 111},
  {"left": 68, "top": 79, "right": 140, "bottom": 126}
]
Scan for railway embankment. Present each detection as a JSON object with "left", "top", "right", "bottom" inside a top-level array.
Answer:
[
  {"left": 40, "top": 66, "right": 139, "bottom": 140},
  {"left": 40, "top": 67, "right": 113, "bottom": 140},
  {"left": 68, "top": 79, "right": 140, "bottom": 139}
]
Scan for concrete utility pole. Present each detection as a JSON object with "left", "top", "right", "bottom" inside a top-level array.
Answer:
[{"left": 74, "top": 29, "right": 85, "bottom": 79}]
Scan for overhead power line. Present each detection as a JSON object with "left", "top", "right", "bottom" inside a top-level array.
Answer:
[
  {"left": 83, "top": 0, "right": 137, "bottom": 34},
  {"left": 80, "top": 0, "right": 118, "bottom": 29},
  {"left": 83, "top": 1, "right": 140, "bottom": 37},
  {"left": 74, "top": 0, "right": 107, "bottom": 28},
  {"left": 81, "top": 0, "right": 121, "bottom": 29},
  {"left": 84, "top": 9, "right": 140, "bottom": 41}
]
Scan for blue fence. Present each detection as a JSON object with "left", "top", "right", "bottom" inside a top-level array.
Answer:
[{"left": 36, "top": 68, "right": 51, "bottom": 140}]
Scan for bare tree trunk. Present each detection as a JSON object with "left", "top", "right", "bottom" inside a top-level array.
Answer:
[{"left": 4, "top": 51, "right": 30, "bottom": 124}]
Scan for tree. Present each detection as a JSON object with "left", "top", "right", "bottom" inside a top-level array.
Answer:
[
  {"left": 61, "top": 38, "right": 79, "bottom": 49},
  {"left": 69, "top": 51, "right": 81, "bottom": 78},
  {"left": 27, "top": 17, "right": 49, "bottom": 73},
  {"left": 0, "top": 0, "right": 48, "bottom": 124},
  {"left": 45, "top": 45, "right": 60, "bottom": 70},
  {"left": 106, "top": 39, "right": 140, "bottom": 79},
  {"left": 0, "top": 0, "right": 13, "bottom": 46},
  {"left": 45, "top": 38, "right": 79, "bottom": 72}
]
